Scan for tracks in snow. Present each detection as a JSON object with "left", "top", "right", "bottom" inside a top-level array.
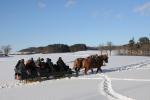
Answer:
[
  {"left": 100, "top": 74, "right": 135, "bottom": 100},
  {"left": 106, "top": 60, "right": 150, "bottom": 73},
  {"left": 100, "top": 59, "right": 150, "bottom": 100}
]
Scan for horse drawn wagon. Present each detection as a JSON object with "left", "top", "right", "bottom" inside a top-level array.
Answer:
[{"left": 14, "top": 55, "right": 108, "bottom": 82}]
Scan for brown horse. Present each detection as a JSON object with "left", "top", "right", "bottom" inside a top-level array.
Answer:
[
  {"left": 82, "top": 56, "right": 94, "bottom": 75},
  {"left": 73, "top": 58, "right": 85, "bottom": 76},
  {"left": 74, "top": 55, "right": 109, "bottom": 75},
  {"left": 94, "top": 55, "right": 108, "bottom": 73}
]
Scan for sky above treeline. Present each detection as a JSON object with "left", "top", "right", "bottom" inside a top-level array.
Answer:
[{"left": 0, "top": 0, "right": 150, "bottom": 52}]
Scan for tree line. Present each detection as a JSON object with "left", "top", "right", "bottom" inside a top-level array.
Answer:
[
  {"left": 1, "top": 37, "right": 150, "bottom": 56},
  {"left": 117, "top": 37, "right": 150, "bottom": 56},
  {"left": 19, "top": 44, "right": 87, "bottom": 54}
]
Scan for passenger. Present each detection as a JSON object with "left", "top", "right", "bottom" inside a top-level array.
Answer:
[
  {"left": 14, "top": 60, "right": 21, "bottom": 74},
  {"left": 56, "top": 57, "right": 67, "bottom": 71},
  {"left": 46, "top": 58, "right": 54, "bottom": 72},
  {"left": 16, "top": 59, "right": 27, "bottom": 79},
  {"left": 30, "top": 58, "right": 37, "bottom": 69},
  {"left": 26, "top": 58, "right": 37, "bottom": 77},
  {"left": 40, "top": 58, "right": 46, "bottom": 69}
]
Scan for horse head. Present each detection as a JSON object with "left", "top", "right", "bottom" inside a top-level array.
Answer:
[{"left": 102, "top": 55, "right": 108, "bottom": 63}]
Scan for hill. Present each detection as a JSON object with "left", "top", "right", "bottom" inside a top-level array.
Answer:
[{"left": 19, "top": 44, "right": 88, "bottom": 54}]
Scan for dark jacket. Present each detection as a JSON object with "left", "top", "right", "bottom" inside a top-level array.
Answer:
[
  {"left": 57, "top": 58, "right": 66, "bottom": 71},
  {"left": 46, "top": 60, "right": 54, "bottom": 72},
  {"left": 17, "top": 63, "right": 26, "bottom": 74}
]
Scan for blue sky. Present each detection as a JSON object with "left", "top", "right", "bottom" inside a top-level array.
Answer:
[{"left": 0, "top": 0, "right": 150, "bottom": 52}]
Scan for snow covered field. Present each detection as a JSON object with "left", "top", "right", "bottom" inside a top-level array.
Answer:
[{"left": 0, "top": 50, "right": 150, "bottom": 100}]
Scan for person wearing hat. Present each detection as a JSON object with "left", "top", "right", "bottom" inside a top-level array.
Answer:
[
  {"left": 46, "top": 58, "right": 54, "bottom": 72},
  {"left": 56, "top": 57, "right": 67, "bottom": 71}
]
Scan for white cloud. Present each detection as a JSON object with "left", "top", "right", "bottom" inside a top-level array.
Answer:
[
  {"left": 134, "top": 2, "right": 150, "bottom": 15},
  {"left": 65, "top": 0, "right": 76, "bottom": 8},
  {"left": 37, "top": 1, "right": 47, "bottom": 9}
]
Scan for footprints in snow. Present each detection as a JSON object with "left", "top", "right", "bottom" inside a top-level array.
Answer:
[{"left": 101, "top": 74, "right": 134, "bottom": 100}]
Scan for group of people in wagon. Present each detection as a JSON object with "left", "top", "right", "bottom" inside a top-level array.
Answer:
[{"left": 14, "top": 57, "right": 71, "bottom": 80}]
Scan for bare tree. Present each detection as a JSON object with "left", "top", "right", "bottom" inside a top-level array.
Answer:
[
  {"left": 1, "top": 45, "right": 12, "bottom": 56},
  {"left": 99, "top": 44, "right": 104, "bottom": 55},
  {"left": 107, "top": 42, "right": 112, "bottom": 56},
  {"left": 128, "top": 38, "right": 135, "bottom": 55}
]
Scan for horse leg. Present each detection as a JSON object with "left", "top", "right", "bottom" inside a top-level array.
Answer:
[
  {"left": 99, "top": 67, "right": 102, "bottom": 73},
  {"left": 91, "top": 68, "right": 94, "bottom": 74},
  {"left": 84, "top": 67, "right": 88, "bottom": 75},
  {"left": 96, "top": 67, "right": 100, "bottom": 73}
]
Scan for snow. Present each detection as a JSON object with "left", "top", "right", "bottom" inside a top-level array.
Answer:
[
  {"left": 112, "top": 80, "right": 150, "bottom": 100},
  {"left": 0, "top": 50, "right": 150, "bottom": 100}
]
